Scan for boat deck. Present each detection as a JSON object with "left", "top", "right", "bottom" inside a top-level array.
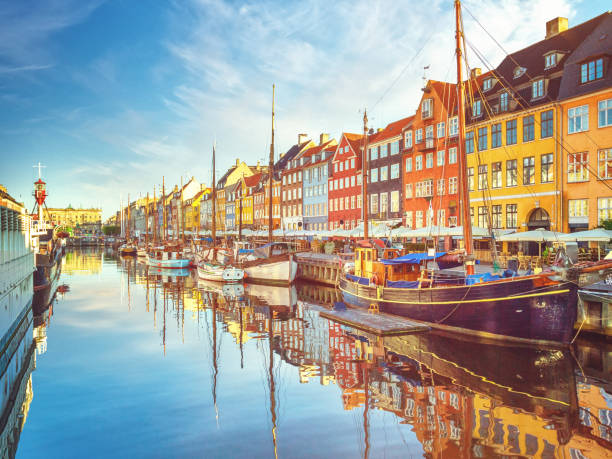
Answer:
[{"left": 318, "top": 304, "right": 430, "bottom": 336}]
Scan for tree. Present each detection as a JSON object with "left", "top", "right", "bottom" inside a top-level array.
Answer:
[
  {"left": 103, "top": 225, "right": 120, "bottom": 236},
  {"left": 600, "top": 219, "right": 612, "bottom": 230}
]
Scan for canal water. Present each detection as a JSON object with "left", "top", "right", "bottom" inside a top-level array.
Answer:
[{"left": 10, "top": 248, "right": 612, "bottom": 457}]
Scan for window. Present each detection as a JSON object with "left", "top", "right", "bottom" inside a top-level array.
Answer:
[
  {"left": 391, "top": 191, "right": 399, "bottom": 212},
  {"left": 506, "top": 119, "right": 517, "bottom": 145},
  {"left": 405, "top": 183, "right": 412, "bottom": 198},
  {"left": 338, "top": 178, "right": 343, "bottom": 190},
  {"left": 483, "top": 78, "right": 493, "bottom": 91},
  {"left": 545, "top": 53, "right": 557, "bottom": 68},
  {"left": 472, "top": 100, "right": 482, "bottom": 117},
  {"left": 371, "top": 194, "right": 379, "bottom": 214},
  {"left": 448, "top": 216, "right": 457, "bottom": 227},
  {"left": 491, "top": 123, "right": 502, "bottom": 148},
  {"left": 437, "top": 122, "right": 445, "bottom": 138},
  {"left": 478, "top": 206, "right": 489, "bottom": 228},
  {"left": 350, "top": 175, "right": 355, "bottom": 187},
  {"left": 380, "top": 193, "right": 388, "bottom": 214},
  {"left": 405, "top": 131, "right": 413, "bottom": 148},
  {"left": 569, "top": 199, "right": 588, "bottom": 218},
  {"left": 500, "top": 92, "right": 508, "bottom": 112},
  {"left": 449, "top": 117, "right": 458, "bottom": 136},
  {"left": 344, "top": 146, "right": 348, "bottom": 153},
  {"left": 422, "top": 98, "right": 433, "bottom": 118},
  {"left": 344, "top": 159, "right": 349, "bottom": 170},
  {"left": 541, "top": 153, "right": 553, "bottom": 183},
  {"left": 437, "top": 150, "right": 445, "bottom": 166},
  {"left": 437, "top": 179, "right": 445, "bottom": 195},
  {"left": 415, "top": 181, "right": 422, "bottom": 197},
  {"left": 329, "top": 181, "right": 334, "bottom": 192},
  {"left": 523, "top": 115, "right": 535, "bottom": 142},
  {"left": 371, "top": 168, "right": 378, "bottom": 183},
  {"left": 581, "top": 58, "right": 604, "bottom": 83},
  {"left": 406, "top": 211, "right": 413, "bottom": 228},
  {"left": 531, "top": 79, "right": 544, "bottom": 99},
  {"left": 423, "top": 179, "right": 433, "bottom": 197},
  {"left": 506, "top": 204, "right": 517, "bottom": 228},
  {"left": 416, "top": 129, "right": 423, "bottom": 143},
  {"left": 466, "top": 131, "right": 474, "bottom": 154},
  {"left": 514, "top": 66, "right": 526, "bottom": 79},
  {"left": 448, "top": 148, "right": 457, "bottom": 164},
  {"left": 598, "top": 198, "right": 612, "bottom": 225},
  {"left": 492, "top": 162, "right": 502, "bottom": 188},
  {"left": 357, "top": 195, "right": 362, "bottom": 208},
  {"left": 599, "top": 99, "right": 612, "bottom": 128},
  {"left": 599, "top": 149, "right": 612, "bottom": 179},
  {"left": 425, "top": 125, "right": 434, "bottom": 140},
  {"left": 406, "top": 157, "right": 412, "bottom": 172},
  {"left": 426, "top": 153, "right": 433, "bottom": 168},
  {"left": 380, "top": 165, "right": 388, "bottom": 181},
  {"left": 478, "top": 165, "right": 488, "bottom": 190},
  {"left": 357, "top": 174, "right": 362, "bottom": 185},
  {"left": 448, "top": 177, "right": 458, "bottom": 194},
  {"left": 568, "top": 152, "right": 589, "bottom": 182},
  {"left": 416, "top": 211, "right": 423, "bottom": 228},
  {"left": 568, "top": 105, "right": 589, "bottom": 133},
  {"left": 523, "top": 156, "right": 535, "bottom": 185},
  {"left": 492, "top": 205, "right": 502, "bottom": 228},
  {"left": 437, "top": 209, "right": 446, "bottom": 226},
  {"left": 506, "top": 159, "right": 517, "bottom": 187},
  {"left": 478, "top": 127, "right": 488, "bottom": 151},
  {"left": 344, "top": 177, "right": 349, "bottom": 188},
  {"left": 380, "top": 144, "right": 388, "bottom": 158},
  {"left": 541, "top": 110, "right": 553, "bottom": 138},
  {"left": 390, "top": 141, "right": 400, "bottom": 155},
  {"left": 415, "top": 155, "right": 423, "bottom": 170},
  {"left": 468, "top": 167, "right": 474, "bottom": 191},
  {"left": 390, "top": 163, "right": 400, "bottom": 179},
  {"left": 370, "top": 147, "right": 378, "bottom": 161}
]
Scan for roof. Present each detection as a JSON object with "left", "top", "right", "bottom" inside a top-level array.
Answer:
[
  {"left": 243, "top": 173, "right": 262, "bottom": 188},
  {"left": 300, "top": 139, "right": 337, "bottom": 166},
  {"left": 274, "top": 140, "right": 312, "bottom": 172},
  {"left": 368, "top": 116, "right": 413, "bottom": 144},
  {"left": 0, "top": 186, "right": 22, "bottom": 209},
  {"left": 343, "top": 132, "right": 365, "bottom": 157}
]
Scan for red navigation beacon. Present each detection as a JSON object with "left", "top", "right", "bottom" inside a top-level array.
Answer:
[{"left": 34, "top": 178, "right": 47, "bottom": 207}]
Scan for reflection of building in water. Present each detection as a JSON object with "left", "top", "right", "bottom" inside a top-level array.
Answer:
[
  {"left": 62, "top": 249, "right": 103, "bottom": 275},
  {"left": 0, "top": 308, "right": 36, "bottom": 456}
]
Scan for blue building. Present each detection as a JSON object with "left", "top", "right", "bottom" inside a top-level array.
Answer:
[
  {"left": 302, "top": 135, "right": 336, "bottom": 232},
  {"left": 225, "top": 182, "right": 238, "bottom": 231}
]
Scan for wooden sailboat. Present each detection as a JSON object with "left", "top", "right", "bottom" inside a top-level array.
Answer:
[
  {"left": 236, "top": 85, "right": 298, "bottom": 286},
  {"left": 119, "top": 193, "right": 137, "bottom": 256},
  {"left": 197, "top": 143, "right": 245, "bottom": 283},
  {"left": 339, "top": 0, "right": 612, "bottom": 347}
]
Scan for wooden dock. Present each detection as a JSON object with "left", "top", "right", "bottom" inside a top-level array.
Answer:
[
  {"left": 296, "top": 252, "right": 349, "bottom": 286},
  {"left": 317, "top": 305, "right": 430, "bottom": 336}
]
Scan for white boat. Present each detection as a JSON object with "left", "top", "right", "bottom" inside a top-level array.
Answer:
[
  {"left": 137, "top": 247, "right": 147, "bottom": 257},
  {"left": 146, "top": 247, "right": 192, "bottom": 269},
  {"left": 242, "top": 254, "right": 298, "bottom": 286},
  {"left": 197, "top": 262, "right": 244, "bottom": 283}
]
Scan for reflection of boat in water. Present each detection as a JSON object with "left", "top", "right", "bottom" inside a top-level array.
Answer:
[
  {"left": 244, "top": 282, "right": 297, "bottom": 308},
  {"left": 33, "top": 228, "right": 63, "bottom": 311},
  {"left": 148, "top": 267, "right": 191, "bottom": 277},
  {"left": 197, "top": 278, "right": 245, "bottom": 300},
  {"left": 197, "top": 262, "right": 244, "bottom": 283}
]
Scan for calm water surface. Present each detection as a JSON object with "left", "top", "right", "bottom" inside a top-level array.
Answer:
[{"left": 12, "top": 249, "right": 612, "bottom": 457}]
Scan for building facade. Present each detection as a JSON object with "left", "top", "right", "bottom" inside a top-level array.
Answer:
[{"left": 302, "top": 136, "right": 336, "bottom": 231}]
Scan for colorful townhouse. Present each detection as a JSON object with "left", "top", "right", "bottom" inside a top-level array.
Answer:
[
  {"left": 253, "top": 177, "right": 266, "bottom": 230},
  {"left": 328, "top": 133, "right": 364, "bottom": 230},
  {"left": 280, "top": 135, "right": 315, "bottom": 231},
  {"left": 403, "top": 80, "right": 459, "bottom": 232},
  {"left": 254, "top": 172, "right": 282, "bottom": 231},
  {"left": 464, "top": 16, "right": 606, "bottom": 237},
  {"left": 366, "top": 117, "right": 411, "bottom": 225},
  {"left": 225, "top": 181, "right": 238, "bottom": 231},
  {"left": 557, "top": 13, "right": 612, "bottom": 231},
  {"left": 302, "top": 135, "right": 336, "bottom": 231},
  {"left": 237, "top": 172, "right": 261, "bottom": 229}
]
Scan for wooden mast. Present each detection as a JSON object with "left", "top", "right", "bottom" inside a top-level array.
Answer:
[
  {"left": 145, "top": 192, "right": 149, "bottom": 245},
  {"left": 455, "top": 0, "right": 474, "bottom": 275},
  {"left": 268, "top": 84, "right": 275, "bottom": 243},
  {"left": 163, "top": 176, "right": 167, "bottom": 242},
  {"left": 362, "top": 110, "right": 369, "bottom": 240},
  {"left": 212, "top": 143, "right": 217, "bottom": 245},
  {"left": 127, "top": 193, "right": 130, "bottom": 241},
  {"left": 153, "top": 185, "right": 157, "bottom": 244}
]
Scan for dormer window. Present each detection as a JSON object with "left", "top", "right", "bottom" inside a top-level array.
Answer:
[
  {"left": 513, "top": 66, "right": 527, "bottom": 79},
  {"left": 422, "top": 98, "right": 433, "bottom": 119},
  {"left": 544, "top": 53, "right": 557, "bottom": 69},
  {"left": 472, "top": 100, "right": 482, "bottom": 117},
  {"left": 581, "top": 57, "right": 604, "bottom": 83},
  {"left": 483, "top": 78, "right": 494, "bottom": 91},
  {"left": 532, "top": 79, "right": 545, "bottom": 99}
]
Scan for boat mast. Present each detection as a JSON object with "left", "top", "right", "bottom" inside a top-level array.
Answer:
[
  {"left": 127, "top": 193, "right": 130, "bottom": 241},
  {"left": 362, "top": 110, "right": 369, "bottom": 240},
  {"left": 239, "top": 174, "right": 243, "bottom": 241},
  {"left": 163, "top": 177, "right": 167, "bottom": 242},
  {"left": 268, "top": 84, "right": 275, "bottom": 243},
  {"left": 212, "top": 143, "right": 217, "bottom": 244},
  {"left": 455, "top": 0, "right": 474, "bottom": 274},
  {"left": 145, "top": 192, "right": 149, "bottom": 245},
  {"left": 153, "top": 185, "right": 157, "bottom": 244}
]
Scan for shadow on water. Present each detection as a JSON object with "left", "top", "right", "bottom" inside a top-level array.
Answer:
[{"left": 5, "top": 248, "right": 612, "bottom": 457}]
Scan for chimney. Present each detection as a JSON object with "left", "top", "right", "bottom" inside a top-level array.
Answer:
[
  {"left": 546, "top": 17, "right": 568, "bottom": 39},
  {"left": 257, "top": 160, "right": 261, "bottom": 171},
  {"left": 235, "top": 159, "right": 240, "bottom": 166},
  {"left": 319, "top": 133, "right": 330, "bottom": 145},
  {"left": 377, "top": 128, "right": 383, "bottom": 133},
  {"left": 470, "top": 68, "right": 481, "bottom": 79},
  {"left": 298, "top": 133, "right": 308, "bottom": 144}
]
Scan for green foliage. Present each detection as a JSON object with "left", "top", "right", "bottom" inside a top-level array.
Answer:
[
  {"left": 103, "top": 225, "right": 120, "bottom": 236},
  {"left": 600, "top": 219, "right": 612, "bottom": 230}
]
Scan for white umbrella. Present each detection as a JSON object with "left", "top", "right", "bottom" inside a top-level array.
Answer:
[
  {"left": 444, "top": 225, "right": 491, "bottom": 238},
  {"left": 401, "top": 225, "right": 450, "bottom": 239},
  {"left": 498, "top": 229, "right": 567, "bottom": 242},
  {"left": 559, "top": 228, "right": 612, "bottom": 242}
]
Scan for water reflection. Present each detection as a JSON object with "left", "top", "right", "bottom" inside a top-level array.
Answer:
[{"left": 10, "top": 249, "right": 612, "bottom": 457}]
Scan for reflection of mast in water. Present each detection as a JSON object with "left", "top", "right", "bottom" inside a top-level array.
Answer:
[
  {"left": 362, "top": 360, "right": 370, "bottom": 459},
  {"left": 239, "top": 306, "right": 244, "bottom": 369},
  {"left": 268, "top": 314, "right": 278, "bottom": 459},
  {"left": 153, "top": 269, "right": 157, "bottom": 330},
  {"left": 203, "top": 290, "right": 221, "bottom": 427},
  {"left": 163, "top": 283, "right": 167, "bottom": 356}
]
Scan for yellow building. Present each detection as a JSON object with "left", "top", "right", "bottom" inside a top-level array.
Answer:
[
  {"left": 47, "top": 206, "right": 102, "bottom": 229},
  {"left": 184, "top": 188, "right": 210, "bottom": 233}
]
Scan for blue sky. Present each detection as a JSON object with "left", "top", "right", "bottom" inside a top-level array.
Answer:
[{"left": 1, "top": 0, "right": 609, "bottom": 219}]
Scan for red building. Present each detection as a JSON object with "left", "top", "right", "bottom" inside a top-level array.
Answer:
[
  {"left": 328, "top": 133, "right": 364, "bottom": 230},
  {"left": 402, "top": 80, "right": 460, "bottom": 238}
]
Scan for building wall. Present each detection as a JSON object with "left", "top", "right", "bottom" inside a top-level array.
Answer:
[
  {"left": 328, "top": 135, "right": 363, "bottom": 230},
  {"left": 367, "top": 136, "right": 403, "bottom": 223},
  {"left": 303, "top": 156, "right": 331, "bottom": 231}
]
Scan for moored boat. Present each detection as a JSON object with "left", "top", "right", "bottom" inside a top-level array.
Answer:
[
  {"left": 197, "top": 261, "right": 244, "bottom": 283},
  {"left": 146, "top": 247, "right": 192, "bottom": 269}
]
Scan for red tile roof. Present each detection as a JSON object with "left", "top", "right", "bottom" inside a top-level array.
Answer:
[
  {"left": 368, "top": 116, "right": 413, "bottom": 143},
  {"left": 243, "top": 173, "right": 262, "bottom": 187}
]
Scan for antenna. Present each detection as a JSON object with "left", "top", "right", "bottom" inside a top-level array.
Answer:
[
  {"left": 33, "top": 162, "right": 46, "bottom": 179},
  {"left": 422, "top": 65, "right": 430, "bottom": 91}
]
